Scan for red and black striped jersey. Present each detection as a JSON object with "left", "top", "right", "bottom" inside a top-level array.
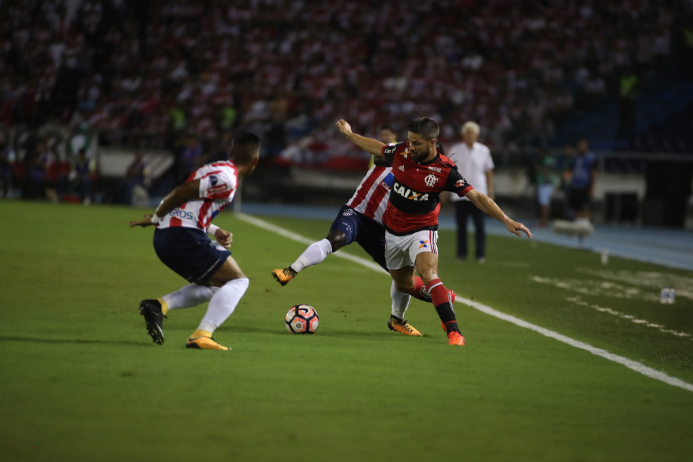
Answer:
[{"left": 382, "top": 141, "right": 473, "bottom": 235}]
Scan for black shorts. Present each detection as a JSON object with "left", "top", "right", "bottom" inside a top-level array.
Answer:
[
  {"left": 153, "top": 227, "right": 231, "bottom": 283},
  {"left": 329, "top": 205, "right": 387, "bottom": 271},
  {"left": 569, "top": 187, "right": 591, "bottom": 211}
]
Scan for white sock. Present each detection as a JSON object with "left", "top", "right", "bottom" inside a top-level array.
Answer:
[
  {"left": 290, "top": 238, "right": 333, "bottom": 273},
  {"left": 161, "top": 284, "right": 218, "bottom": 310},
  {"left": 197, "top": 278, "right": 249, "bottom": 334},
  {"left": 390, "top": 280, "right": 411, "bottom": 319}
]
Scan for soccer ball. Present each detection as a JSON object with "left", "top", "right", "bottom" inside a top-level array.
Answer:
[{"left": 285, "top": 304, "right": 319, "bottom": 334}]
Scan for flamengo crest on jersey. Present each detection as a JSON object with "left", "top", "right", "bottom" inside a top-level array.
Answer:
[
  {"left": 346, "top": 165, "right": 394, "bottom": 225},
  {"left": 156, "top": 161, "right": 238, "bottom": 232}
]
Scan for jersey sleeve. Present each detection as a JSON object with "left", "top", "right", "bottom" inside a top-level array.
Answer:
[
  {"left": 198, "top": 167, "right": 237, "bottom": 200},
  {"left": 444, "top": 166, "right": 474, "bottom": 197},
  {"left": 381, "top": 142, "right": 403, "bottom": 163}
]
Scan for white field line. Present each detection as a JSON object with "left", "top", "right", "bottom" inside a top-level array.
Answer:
[
  {"left": 236, "top": 213, "right": 693, "bottom": 394},
  {"left": 565, "top": 296, "right": 692, "bottom": 340}
]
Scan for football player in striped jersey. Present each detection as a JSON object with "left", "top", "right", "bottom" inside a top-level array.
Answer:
[
  {"left": 336, "top": 117, "right": 532, "bottom": 346},
  {"left": 129, "top": 133, "right": 261, "bottom": 351},
  {"left": 272, "top": 127, "right": 455, "bottom": 337}
]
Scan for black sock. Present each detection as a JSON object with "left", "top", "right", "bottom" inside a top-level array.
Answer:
[{"left": 435, "top": 302, "right": 459, "bottom": 333}]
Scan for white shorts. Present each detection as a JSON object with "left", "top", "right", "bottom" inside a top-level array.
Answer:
[
  {"left": 385, "top": 230, "right": 439, "bottom": 270},
  {"left": 538, "top": 184, "right": 554, "bottom": 207}
]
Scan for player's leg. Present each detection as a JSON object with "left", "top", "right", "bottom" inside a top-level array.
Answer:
[
  {"left": 355, "top": 216, "right": 441, "bottom": 306},
  {"left": 140, "top": 228, "right": 222, "bottom": 345},
  {"left": 385, "top": 233, "right": 424, "bottom": 336},
  {"left": 412, "top": 231, "right": 465, "bottom": 345},
  {"left": 272, "top": 206, "right": 357, "bottom": 285},
  {"left": 160, "top": 284, "right": 219, "bottom": 314},
  {"left": 184, "top": 256, "right": 249, "bottom": 351},
  {"left": 138, "top": 284, "right": 218, "bottom": 345},
  {"left": 471, "top": 203, "right": 486, "bottom": 262}
]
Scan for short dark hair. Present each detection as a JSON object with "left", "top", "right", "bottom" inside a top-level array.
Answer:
[
  {"left": 408, "top": 117, "right": 439, "bottom": 140},
  {"left": 230, "top": 132, "right": 261, "bottom": 164},
  {"left": 379, "top": 124, "right": 394, "bottom": 133}
]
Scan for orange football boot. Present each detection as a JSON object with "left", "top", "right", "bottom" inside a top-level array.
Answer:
[
  {"left": 447, "top": 331, "right": 466, "bottom": 346},
  {"left": 272, "top": 268, "right": 297, "bottom": 286},
  {"left": 186, "top": 337, "right": 231, "bottom": 351},
  {"left": 388, "top": 316, "right": 423, "bottom": 336}
]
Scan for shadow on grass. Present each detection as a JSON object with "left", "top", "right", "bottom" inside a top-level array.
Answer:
[
  {"left": 0, "top": 336, "right": 151, "bottom": 347},
  {"left": 220, "top": 325, "right": 395, "bottom": 339}
]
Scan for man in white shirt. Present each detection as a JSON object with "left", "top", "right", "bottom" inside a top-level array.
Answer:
[{"left": 448, "top": 122, "right": 495, "bottom": 262}]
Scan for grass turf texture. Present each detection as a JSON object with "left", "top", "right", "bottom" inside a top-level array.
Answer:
[{"left": 0, "top": 201, "right": 691, "bottom": 462}]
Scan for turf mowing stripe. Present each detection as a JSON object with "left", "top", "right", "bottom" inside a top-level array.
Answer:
[{"left": 236, "top": 213, "right": 693, "bottom": 394}]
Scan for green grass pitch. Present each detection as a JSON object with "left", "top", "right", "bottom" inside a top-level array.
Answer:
[{"left": 1, "top": 201, "right": 692, "bottom": 462}]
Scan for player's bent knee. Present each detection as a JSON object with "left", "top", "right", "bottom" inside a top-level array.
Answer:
[
  {"left": 395, "top": 282, "right": 415, "bottom": 293},
  {"left": 327, "top": 231, "right": 347, "bottom": 252},
  {"left": 418, "top": 269, "right": 439, "bottom": 284}
]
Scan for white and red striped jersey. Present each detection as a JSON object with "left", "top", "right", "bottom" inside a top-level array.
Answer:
[
  {"left": 156, "top": 161, "right": 238, "bottom": 232},
  {"left": 346, "top": 165, "right": 394, "bottom": 225}
]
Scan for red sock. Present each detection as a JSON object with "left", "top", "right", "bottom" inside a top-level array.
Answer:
[
  {"left": 425, "top": 278, "right": 449, "bottom": 306},
  {"left": 407, "top": 277, "right": 431, "bottom": 302},
  {"left": 425, "top": 278, "right": 459, "bottom": 332}
]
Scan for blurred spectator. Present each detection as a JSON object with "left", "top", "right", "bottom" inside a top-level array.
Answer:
[
  {"left": 535, "top": 148, "right": 557, "bottom": 227},
  {"left": 60, "top": 148, "right": 94, "bottom": 204},
  {"left": 0, "top": 140, "right": 16, "bottom": 198},
  {"left": 27, "top": 140, "right": 55, "bottom": 200},
  {"left": 568, "top": 139, "right": 597, "bottom": 223},
  {"left": 180, "top": 136, "right": 204, "bottom": 178},
  {"left": 618, "top": 68, "right": 639, "bottom": 143},
  {"left": 119, "top": 152, "right": 150, "bottom": 205},
  {"left": 558, "top": 145, "right": 576, "bottom": 220},
  {"left": 448, "top": 122, "right": 494, "bottom": 263}
]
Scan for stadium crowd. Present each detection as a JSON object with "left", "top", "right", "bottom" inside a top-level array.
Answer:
[{"left": 0, "top": 0, "right": 682, "bottom": 168}]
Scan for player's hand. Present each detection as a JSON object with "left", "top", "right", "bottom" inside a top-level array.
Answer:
[
  {"left": 336, "top": 119, "right": 353, "bottom": 137},
  {"left": 129, "top": 214, "right": 154, "bottom": 228},
  {"left": 505, "top": 219, "right": 533, "bottom": 239},
  {"left": 214, "top": 228, "right": 233, "bottom": 248}
]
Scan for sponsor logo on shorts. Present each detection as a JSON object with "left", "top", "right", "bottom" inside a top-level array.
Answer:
[
  {"left": 424, "top": 174, "right": 438, "bottom": 187},
  {"left": 419, "top": 240, "right": 429, "bottom": 249}
]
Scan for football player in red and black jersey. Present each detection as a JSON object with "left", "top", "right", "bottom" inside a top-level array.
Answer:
[{"left": 336, "top": 117, "right": 532, "bottom": 345}]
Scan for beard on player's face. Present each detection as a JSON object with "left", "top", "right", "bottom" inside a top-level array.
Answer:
[
  {"left": 409, "top": 141, "right": 435, "bottom": 162},
  {"left": 411, "top": 149, "right": 429, "bottom": 162},
  {"left": 408, "top": 132, "right": 435, "bottom": 162}
]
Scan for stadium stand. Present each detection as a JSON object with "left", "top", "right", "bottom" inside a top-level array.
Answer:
[{"left": 1, "top": 0, "right": 686, "bottom": 160}]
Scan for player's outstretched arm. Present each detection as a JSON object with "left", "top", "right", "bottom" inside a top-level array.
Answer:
[
  {"left": 465, "top": 189, "right": 533, "bottom": 239},
  {"left": 129, "top": 180, "right": 202, "bottom": 227},
  {"left": 336, "top": 119, "right": 386, "bottom": 157}
]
